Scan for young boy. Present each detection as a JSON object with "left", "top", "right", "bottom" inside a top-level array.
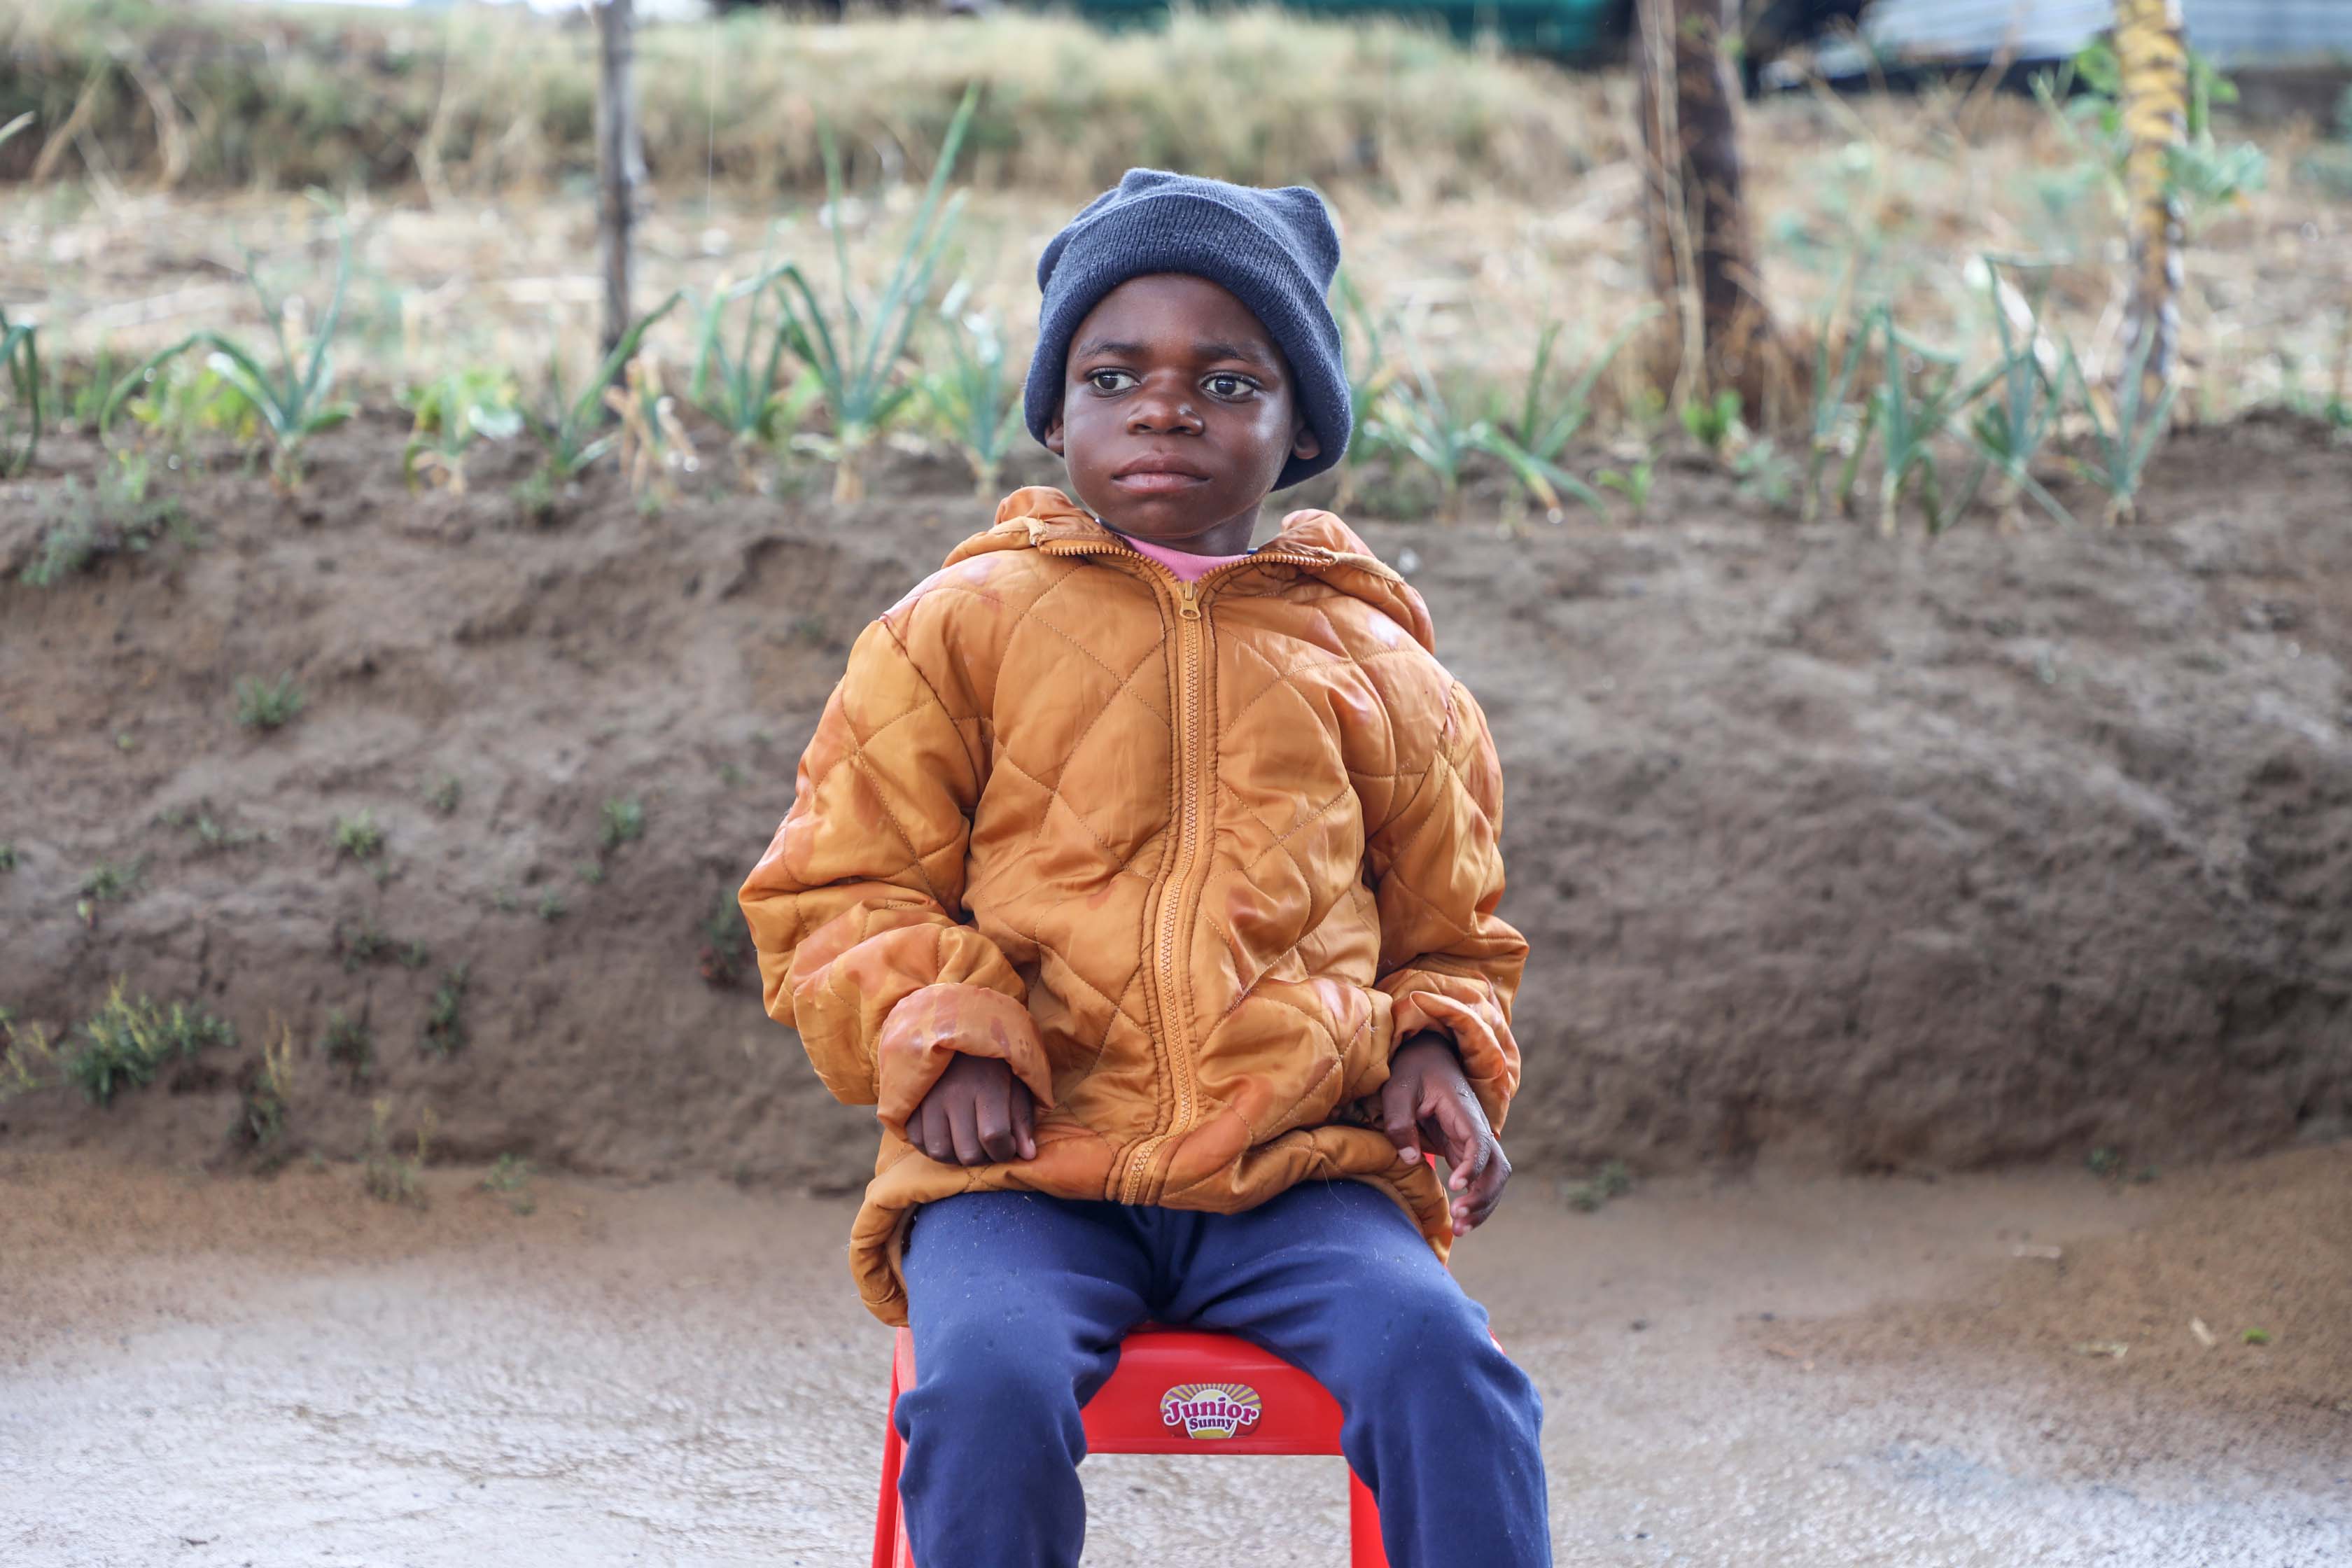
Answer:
[{"left": 741, "top": 170, "right": 1548, "bottom": 1567}]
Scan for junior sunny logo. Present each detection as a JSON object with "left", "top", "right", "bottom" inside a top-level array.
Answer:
[{"left": 1159, "top": 1382, "right": 1263, "bottom": 1441}]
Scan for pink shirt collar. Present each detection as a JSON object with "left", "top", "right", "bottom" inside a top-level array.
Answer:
[{"left": 1115, "top": 531, "right": 1254, "bottom": 583}]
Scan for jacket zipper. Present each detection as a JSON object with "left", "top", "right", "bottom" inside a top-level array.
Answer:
[{"left": 1034, "top": 536, "right": 1337, "bottom": 1204}]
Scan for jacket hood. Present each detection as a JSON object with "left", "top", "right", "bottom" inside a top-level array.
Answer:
[{"left": 946, "top": 486, "right": 1437, "bottom": 653}]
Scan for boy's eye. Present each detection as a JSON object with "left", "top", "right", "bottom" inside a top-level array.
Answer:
[
  {"left": 1203, "top": 374, "right": 1256, "bottom": 400},
  {"left": 1086, "top": 370, "right": 1137, "bottom": 393}
]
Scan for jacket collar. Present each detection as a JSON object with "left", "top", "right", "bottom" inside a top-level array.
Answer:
[{"left": 945, "top": 486, "right": 1438, "bottom": 653}]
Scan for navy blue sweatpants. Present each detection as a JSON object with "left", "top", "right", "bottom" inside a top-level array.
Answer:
[{"left": 894, "top": 1181, "right": 1550, "bottom": 1567}]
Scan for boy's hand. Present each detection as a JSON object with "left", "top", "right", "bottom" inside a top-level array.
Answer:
[
  {"left": 1381, "top": 1033, "right": 1510, "bottom": 1235},
  {"left": 911, "top": 1053, "right": 1038, "bottom": 1167}
]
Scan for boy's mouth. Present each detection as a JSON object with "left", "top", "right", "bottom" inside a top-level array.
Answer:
[{"left": 1110, "top": 454, "right": 1212, "bottom": 495}]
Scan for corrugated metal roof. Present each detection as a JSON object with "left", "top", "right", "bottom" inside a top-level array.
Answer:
[{"left": 1859, "top": 0, "right": 2352, "bottom": 65}]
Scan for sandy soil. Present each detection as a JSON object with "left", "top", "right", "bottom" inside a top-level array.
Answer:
[
  {"left": 4, "top": 413, "right": 2348, "bottom": 1184},
  {"left": 3, "top": 1144, "right": 2344, "bottom": 1567}
]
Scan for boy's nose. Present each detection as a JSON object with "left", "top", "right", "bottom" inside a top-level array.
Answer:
[{"left": 1126, "top": 382, "right": 1201, "bottom": 435}]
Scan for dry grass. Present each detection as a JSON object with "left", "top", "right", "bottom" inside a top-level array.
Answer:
[{"left": 0, "top": 1, "right": 1614, "bottom": 201}]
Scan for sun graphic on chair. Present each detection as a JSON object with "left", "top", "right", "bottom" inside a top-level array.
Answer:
[{"left": 1158, "top": 1382, "right": 1264, "bottom": 1441}]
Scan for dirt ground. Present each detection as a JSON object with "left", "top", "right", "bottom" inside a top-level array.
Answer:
[
  {"left": 2, "top": 1142, "right": 2344, "bottom": 1566},
  {"left": 4, "top": 412, "right": 2349, "bottom": 1184}
]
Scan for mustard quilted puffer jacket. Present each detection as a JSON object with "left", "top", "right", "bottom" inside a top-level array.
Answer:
[{"left": 741, "top": 486, "right": 1527, "bottom": 1324}]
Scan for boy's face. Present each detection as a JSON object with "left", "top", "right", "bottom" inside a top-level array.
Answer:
[{"left": 1044, "top": 274, "right": 1320, "bottom": 554}]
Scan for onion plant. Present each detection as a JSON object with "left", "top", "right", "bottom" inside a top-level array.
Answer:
[
  {"left": 0, "top": 114, "right": 30, "bottom": 477},
  {"left": 521, "top": 290, "right": 684, "bottom": 481},
  {"left": 1953, "top": 272, "right": 2072, "bottom": 528},
  {"left": 1498, "top": 307, "right": 1656, "bottom": 469},
  {"left": 1, "top": 303, "right": 37, "bottom": 479},
  {"left": 102, "top": 199, "right": 358, "bottom": 486},
  {"left": 921, "top": 295, "right": 1026, "bottom": 499},
  {"left": 1373, "top": 335, "right": 1600, "bottom": 523},
  {"left": 776, "top": 84, "right": 979, "bottom": 502},
  {"left": 2065, "top": 330, "right": 2176, "bottom": 526},
  {"left": 1331, "top": 270, "right": 1394, "bottom": 509},
  {"left": 690, "top": 262, "right": 820, "bottom": 461}
]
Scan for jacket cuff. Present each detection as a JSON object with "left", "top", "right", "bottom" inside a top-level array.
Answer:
[
  {"left": 874, "top": 983, "right": 1056, "bottom": 1139},
  {"left": 1387, "top": 975, "right": 1518, "bottom": 1132}
]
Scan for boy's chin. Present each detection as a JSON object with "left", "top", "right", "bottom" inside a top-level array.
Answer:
[{"left": 1071, "top": 484, "right": 1257, "bottom": 544}]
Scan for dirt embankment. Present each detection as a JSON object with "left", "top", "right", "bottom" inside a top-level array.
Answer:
[{"left": 1, "top": 414, "right": 2348, "bottom": 1184}]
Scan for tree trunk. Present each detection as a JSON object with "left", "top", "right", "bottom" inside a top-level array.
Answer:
[
  {"left": 1635, "top": 0, "right": 1775, "bottom": 402},
  {"left": 594, "top": 0, "right": 645, "bottom": 356},
  {"left": 2115, "top": 0, "right": 2187, "bottom": 407}
]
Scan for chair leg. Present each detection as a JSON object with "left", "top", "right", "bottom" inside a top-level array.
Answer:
[
  {"left": 873, "top": 1358, "right": 908, "bottom": 1568},
  {"left": 1347, "top": 1468, "right": 1388, "bottom": 1568}
]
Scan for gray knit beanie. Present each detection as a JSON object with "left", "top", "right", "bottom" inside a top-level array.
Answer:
[{"left": 1023, "top": 170, "right": 1350, "bottom": 491}]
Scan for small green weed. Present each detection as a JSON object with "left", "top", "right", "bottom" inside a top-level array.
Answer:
[
  {"left": 1595, "top": 457, "right": 1656, "bottom": 518},
  {"left": 362, "top": 1098, "right": 435, "bottom": 1207},
  {"left": 1680, "top": 389, "right": 1744, "bottom": 454},
  {"left": 332, "top": 810, "right": 386, "bottom": 862},
  {"left": 2242, "top": 1327, "right": 2273, "bottom": 1346},
  {"left": 0, "top": 843, "right": 17, "bottom": 873},
  {"left": 699, "top": 888, "right": 748, "bottom": 986},
  {"left": 536, "top": 891, "right": 569, "bottom": 923},
  {"left": 78, "top": 858, "right": 146, "bottom": 916},
  {"left": 18, "top": 457, "right": 184, "bottom": 587},
  {"left": 64, "top": 981, "right": 235, "bottom": 1106},
  {"left": 2087, "top": 1145, "right": 2123, "bottom": 1177},
  {"left": 421, "top": 962, "right": 470, "bottom": 1058},
  {"left": 424, "top": 774, "right": 462, "bottom": 816},
  {"left": 598, "top": 797, "right": 645, "bottom": 850},
  {"left": 0, "top": 1007, "right": 61, "bottom": 1103},
  {"left": 232, "top": 1017, "right": 298, "bottom": 1163},
  {"left": 234, "top": 673, "right": 307, "bottom": 732},
  {"left": 575, "top": 860, "right": 606, "bottom": 886},
  {"left": 482, "top": 1152, "right": 536, "bottom": 1214},
  {"left": 321, "top": 1009, "right": 373, "bottom": 1085},
  {"left": 1562, "top": 1158, "right": 1634, "bottom": 1214}
]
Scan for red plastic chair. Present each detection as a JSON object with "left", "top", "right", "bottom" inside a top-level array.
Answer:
[{"left": 872, "top": 1322, "right": 1387, "bottom": 1567}]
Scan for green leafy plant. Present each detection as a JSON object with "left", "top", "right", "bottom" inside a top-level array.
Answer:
[
  {"left": 117, "top": 357, "right": 260, "bottom": 452},
  {"left": 1802, "top": 301, "right": 1873, "bottom": 523},
  {"left": 1732, "top": 438, "right": 1802, "bottom": 515},
  {"left": 234, "top": 673, "right": 306, "bottom": 732},
  {"left": 776, "top": 84, "right": 980, "bottom": 501},
  {"left": 0, "top": 844, "right": 18, "bottom": 873},
  {"left": 522, "top": 291, "right": 686, "bottom": 482},
  {"left": 921, "top": 298, "right": 1026, "bottom": 498},
  {"left": 102, "top": 198, "right": 358, "bottom": 486},
  {"left": 536, "top": 890, "right": 568, "bottom": 923},
  {"left": 64, "top": 981, "right": 235, "bottom": 1106},
  {"left": 421, "top": 963, "right": 470, "bottom": 1058},
  {"left": 425, "top": 775, "right": 462, "bottom": 816},
  {"left": 401, "top": 365, "right": 524, "bottom": 493},
  {"left": 2066, "top": 330, "right": 2177, "bottom": 526},
  {"left": 78, "top": 858, "right": 145, "bottom": 909},
  {"left": 1562, "top": 1158, "right": 1634, "bottom": 1213}
]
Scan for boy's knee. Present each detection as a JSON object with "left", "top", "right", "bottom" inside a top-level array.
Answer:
[{"left": 1345, "top": 1284, "right": 1536, "bottom": 1420}]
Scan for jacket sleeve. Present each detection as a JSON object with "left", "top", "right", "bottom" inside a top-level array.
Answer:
[
  {"left": 1366, "top": 678, "right": 1527, "bottom": 1130},
  {"left": 738, "top": 611, "right": 1053, "bottom": 1138}
]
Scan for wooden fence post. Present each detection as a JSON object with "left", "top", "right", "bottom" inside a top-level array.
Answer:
[{"left": 594, "top": 0, "right": 645, "bottom": 355}]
